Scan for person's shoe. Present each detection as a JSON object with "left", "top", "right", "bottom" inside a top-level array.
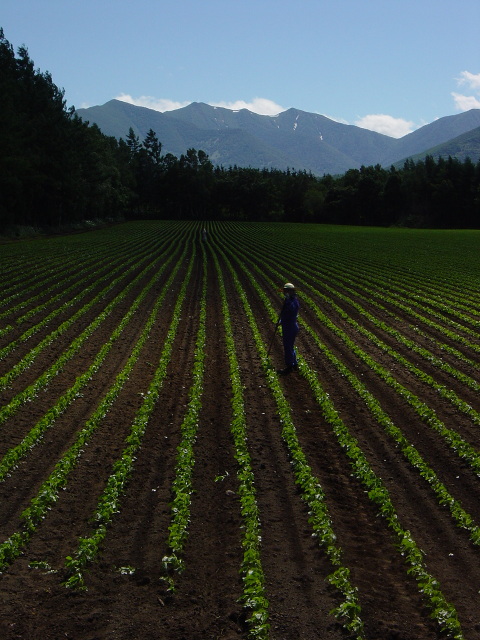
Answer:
[{"left": 278, "top": 365, "right": 293, "bottom": 375}]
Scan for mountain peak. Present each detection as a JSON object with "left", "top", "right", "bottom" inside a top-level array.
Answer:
[{"left": 75, "top": 101, "right": 480, "bottom": 175}]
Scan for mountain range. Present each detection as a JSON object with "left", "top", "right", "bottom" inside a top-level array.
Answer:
[{"left": 76, "top": 100, "right": 480, "bottom": 176}]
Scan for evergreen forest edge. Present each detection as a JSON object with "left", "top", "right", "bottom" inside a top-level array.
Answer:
[{"left": 2, "top": 28, "right": 480, "bottom": 236}]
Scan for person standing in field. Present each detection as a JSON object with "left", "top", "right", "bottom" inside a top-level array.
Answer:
[
  {"left": 279, "top": 282, "right": 300, "bottom": 374},
  {"left": 202, "top": 228, "right": 207, "bottom": 242}
]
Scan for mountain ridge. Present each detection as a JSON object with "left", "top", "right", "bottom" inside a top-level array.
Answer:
[{"left": 76, "top": 100, "right": 480, "bottom": 175}]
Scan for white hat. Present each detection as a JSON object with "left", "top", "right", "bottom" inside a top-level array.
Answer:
[{"left": 283, "top": 282, "right": 295, "bottom": 289}]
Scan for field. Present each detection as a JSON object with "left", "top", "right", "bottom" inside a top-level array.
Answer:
[{"left": 0, "top": 220, "right": 480, "bottom": 640}]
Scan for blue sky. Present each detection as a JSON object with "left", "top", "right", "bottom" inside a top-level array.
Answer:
[{"left": 2, "top": 0, "right": 480, "bottom": 138}]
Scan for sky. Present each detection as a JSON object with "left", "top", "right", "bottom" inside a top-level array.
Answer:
[{"left": 2, "top": 0, "right": 480, "bottom": 138}]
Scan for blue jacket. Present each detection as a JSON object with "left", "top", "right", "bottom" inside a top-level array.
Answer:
[{"left": 280, "top": 295, "right": 299, "bottom": 329}]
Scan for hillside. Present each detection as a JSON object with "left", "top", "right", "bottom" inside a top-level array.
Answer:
[
  {"left": 76, "top": 100, "right": 480, "bottom": 175},
  {"left": 393, "top": 125, "right": 480, "bottom": 166},
  {"left": 381, "top": 109, "right": 480, "bottom": 165}
]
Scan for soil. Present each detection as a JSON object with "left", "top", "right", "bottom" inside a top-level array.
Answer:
[{"left": 1, "top": 225, "right": 480, "bottom": 640}]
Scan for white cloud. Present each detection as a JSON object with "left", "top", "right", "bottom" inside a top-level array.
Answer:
[
  {"left": 354, "top": 114, "right": 416, "bottom": 138},
  {"left": 116, "top": 93, "right": 286, "bottom": 116},
  {"left": 457, "top": 71, "right": 480, "bottom": 91},
  {"left": 210, "top": 98, "right": 286, "bottom": 116},
  {"left": 116, "top": 93, "right": 191, "bottom": 112},
  {"left": 452, "top": 71, "right": 480, "bottom": 112},
  {"left": 452, "top": 92, "right": 480, "bottom": 111}
]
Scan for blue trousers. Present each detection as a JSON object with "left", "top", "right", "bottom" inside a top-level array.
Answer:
[{"left": 282, "top": 324, "right": 299, "bottom": 367}]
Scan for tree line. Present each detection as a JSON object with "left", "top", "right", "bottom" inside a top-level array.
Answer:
[{"left": 1, "top": 28, "right": 480, "bottom": 233}]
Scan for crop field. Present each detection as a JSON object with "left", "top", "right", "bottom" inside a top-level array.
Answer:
[{"left": 0, "top": 220, "right": 479, "bottom": 640}]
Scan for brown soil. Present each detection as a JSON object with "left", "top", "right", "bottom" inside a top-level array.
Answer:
[{"left": 1, "top": 223, "right": 480, "bottom": 640}]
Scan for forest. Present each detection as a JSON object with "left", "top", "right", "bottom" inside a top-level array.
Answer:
[{"left": 1, "top": 27, "right": 480, "bottom": 233}]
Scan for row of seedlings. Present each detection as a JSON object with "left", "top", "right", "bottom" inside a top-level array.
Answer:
[
  {"left": 217, "top": 228, "right": 463, "bottom": 639},
  {"left": 211, "top": 247, "right": 270, "bottom": 639},
  {"left": 0, "top": 223, "right": 178, "bottom": 363},
  {"left": 0, "top": 224, "right": 161, "bottom": 340},
  {"left": 296, "top": 240, "right": 480, "bottom": 353},
  {"left": 0, "top": 226, "right": 182, "bottom": 427},
  {"left": 0, "top": 222, "right": 156, "bottom": 313},
  {"left": 211, "top": 234, "right": 366, "bottom": 639},
  {"left": 230, "top": 223, "right": 480, "bottom": 365},
  {"left": 0, "top": 235, "right": 192, "bottom": 571},
  {"left": 63, "top": 234, "right": 198, "bottom": 588},
  {"left": 237, "top": 246, "right": 480, "bottom": 546},
  {"left": 162, "top": 242, "right": 208, "bottom": 586},
  {"left": 222, "top": 226, "right": 480, "bottom": 471},
  {"left": 273, "top": 265, "right": 480, "bottom": 480}
]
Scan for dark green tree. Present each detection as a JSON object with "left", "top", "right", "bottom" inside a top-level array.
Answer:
[
  {"left": 125, "top": 127, "right": 141, "bottom": 157},
  {"left": 143, "top": 128, "right": 162, "bottom": 165}
]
